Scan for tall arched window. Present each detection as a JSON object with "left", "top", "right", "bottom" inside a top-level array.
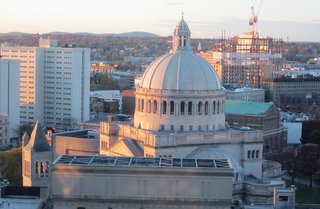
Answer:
[
  {"left": 137, "top": 99, "right": 140, "bottom": 112},
  {"left": 147, "top": 100, "right": 151, "bottom": 113},
  {"left": 213, "top": 101, "right": 216, "bottom": 114},
  {"left": 180, "top": 101, "right": 185, "bottom": 115},
  {"left": 256, "top": 150, "right": 259, "bottom": 158},
  {"left": 40, "top": 162, "right": 44, "bottom": 174},
  {"left": 153, "top": 100, "right": 157, "bottom": 113},
  {"left": 162, "top": 101, "right": 167, "bottom": 114},
  {"left": 35, "top": 162, "right": 39, "bottom": 174},
  {"left": 141, "top": 99, "right": 144, "bottom": 112},
  {"left": 222, "top": 100, "right": 225, "bottom": 113},
  {"left": 217, "top": 101, "right": 220, "bottom": 114},
  {"left": 170, "top": 101, "right": 175, "bottom": 115},
  {"left": 251, "top": 150, "right": 255, "bottom": 159},
  {"left": 247, "top": 151, "right": 251, "bottom": 159},
  {"left": 198, "top": 102, "right": 202, "bottom": 115},
  {"left": 188, "top": 101, "right": 193, "bottom": 115},
  {"left": 205, "top": 101, "right": 209, "bottom": 115},
  {"left": 45, "top": 161, "right": 49, "bottom": 174}
]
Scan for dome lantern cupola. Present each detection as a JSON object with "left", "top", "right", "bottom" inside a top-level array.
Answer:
[{"left": 172, "top": 14, "right": 191, "bottom": 52}]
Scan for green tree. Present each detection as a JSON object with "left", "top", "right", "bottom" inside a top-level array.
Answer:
[
  {"left": 296, "top": 144, "right": 320, "bottom": 187},
  {"left": 15, "top": 123, "right": 34, "bottom": 139},
  {"left": 301, "top": 120, "right": 320, "bottom": 145},
  {"left": 0, "top": 148, "right": 22, "bottom": 184},
  {"left": 276, "top": 147, "right": 299, "bottom": 184}
]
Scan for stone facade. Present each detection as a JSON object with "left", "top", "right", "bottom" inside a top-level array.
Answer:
[
  {"left": 100, "top": 122, "right": 264, "bottom": 179},
  {"left": 134, "top": 88, "right": 226, "bottom": 132},
  {"left": 51, "top": 157, "right": 233, "bottom": 209}
]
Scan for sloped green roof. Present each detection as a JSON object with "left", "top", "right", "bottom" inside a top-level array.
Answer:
[{"left": 224, "top": 100, "right": 273, "bottom": 115}]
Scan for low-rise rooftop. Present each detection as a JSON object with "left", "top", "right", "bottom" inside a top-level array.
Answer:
[
  {"left": 53, "top": 155, "right": 231, "bottom": 169},
  {"left": 225, "top": 100, "right": 273, "bottom": 115}
]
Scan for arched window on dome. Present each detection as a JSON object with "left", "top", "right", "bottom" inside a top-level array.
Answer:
[
  {"left": 217, "top": 101, "right": 220, "bottom": 114},
  {"left": 198, "top": 102, "right": 202, "bottom": 115},
  {"left": 213, "top": 101, "right": 216, "bottom": 114},
  {"left": 180, "top": 101, "right": 185, "bottom": 115},
  {"left": 256, "top": 150, "right": 260, "bottom": 159},
  {"left": 141, "top": 99, "right": 144, "bottom": 112},
  {"left": 252, "top": 150, "right": 255, "bottom": 159},
  {"left": 188, "top": 101, "right": 193, "bottom": 115},
  {"left": 137, "top": 99, "right": 140, "bottom": 112},
  {"left": 170, "top": 101, "right": 175, "bottom": 115},
  {"left": 153, "top": 100, "right": 157, "bottom": 113},
  {"left": 162, "top": 101, "right": 167, "bottom": 114},
  {"left": 205, "top": 101, "right": 209, "bottom": 115},
  {"left": 247, "top": 150, "right": 251, "bottom": 159},
  {"left": 147, "top": 100, "right": 151, "bottom": 113}
]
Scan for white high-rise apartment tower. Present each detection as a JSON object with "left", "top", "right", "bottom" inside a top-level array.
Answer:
[
  {"left": 0, "top": 39, "right": 90, "bottom": 130},
  {"left": 0, "top": 59, "right": 20, "bottom": 140}
]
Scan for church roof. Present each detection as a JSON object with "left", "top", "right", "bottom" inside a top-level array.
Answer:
[
  {"left": 224, "top": 100, "right": 274, "bottom": 115},
  {"left": 140, "top": 50, "right": 222, "bottom": 91},
  {"left": 54, "top": 155, "right": 232, "bottom": 169},
  {"left": 139, "top": 16, "right": 222, "bottom": 91},
  {"left": 22, "top": 132, "right": 29, "bottom": 146},
  {"left": 187, "top": 147, "right": 243, "bottom": 175},
  {"left": 24, "top": 121, "right": 50, "bottom": 152},
  {"left": 106, "top": 138, "right": 143, "bottom": 157}
]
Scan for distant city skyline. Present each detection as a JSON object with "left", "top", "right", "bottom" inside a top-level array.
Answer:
[{"left": 1, "top": 0, "right": 319, "bottom": 42}]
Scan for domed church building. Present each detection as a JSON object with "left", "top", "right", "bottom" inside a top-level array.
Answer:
[{"left": 100, "top": 16, "right": 284, "bottom": 203}]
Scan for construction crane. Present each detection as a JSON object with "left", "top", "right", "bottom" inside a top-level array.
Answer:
[{"left": 249, "top": 0, "right": 263, "bottom": 37}]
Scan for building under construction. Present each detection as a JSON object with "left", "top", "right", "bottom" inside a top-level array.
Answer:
[
  {"left": 210, "top": 32, "right": 283, "bottom": 88},
  {"left": 198, "top": 1, "right": 284, "bottom": 88}
]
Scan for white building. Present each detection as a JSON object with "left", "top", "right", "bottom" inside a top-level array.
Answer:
[
  {"left": 21, "top": 17, "right": 285, "bottom": 209},
  {"left": 100, "top": 17, "right": 284, "bottom": 204},
  {"left": 52, "top": 155, "right": 234, "bottom": 209},
  {"left": 0, "top": 59, "right": 20, "bottom": 139},
  {"left": 0, "top": 39, "right": 90, "bottom": 130},
  {"left": 226, "top": 87, "right": 265, "bottom": 102}
]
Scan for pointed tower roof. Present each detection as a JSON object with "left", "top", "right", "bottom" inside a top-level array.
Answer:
[
  {"left": 25, "top": 121, "right": 50, "bottom": 152},
  {"left": 197, "top": 42, "right": 202, "bottom": 51},
  {"left": 22, "top": 132, "right": 30, "bottom": 146},
  {"left": 172, "top": 14, "right": 191, "bottom": 52}
]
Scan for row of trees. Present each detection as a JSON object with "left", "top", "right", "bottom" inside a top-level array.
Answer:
[
  {"left": 271, "top": 120, "right": 320, "bottom": 187},
  {"left": 271, "top": 144, "right": 320, "bottom": 187},
  {"left": 90, "top": 74, "right": 119, "bottom": 91},
  {"left": 0, "top": 148, "right": 22, "bottom": 185}
]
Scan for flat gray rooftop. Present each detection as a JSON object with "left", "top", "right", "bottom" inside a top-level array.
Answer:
[{"left": 54, "top": 155, "right": 231, "bottom": 169}]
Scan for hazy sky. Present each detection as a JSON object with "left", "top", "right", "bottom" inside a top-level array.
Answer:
[{"left": 1, "top": 0, "right": 319, "bottom": 41}]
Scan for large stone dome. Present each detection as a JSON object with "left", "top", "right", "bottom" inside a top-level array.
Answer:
[
  {"left": 140, "top": 50, "right": 222, "bottom": 91},
  {"left": 134, "top": 16, "right": 226, "bottom": 132},
  {"left": 139, "top": 15, "right": 222, "bottom": 91}
]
